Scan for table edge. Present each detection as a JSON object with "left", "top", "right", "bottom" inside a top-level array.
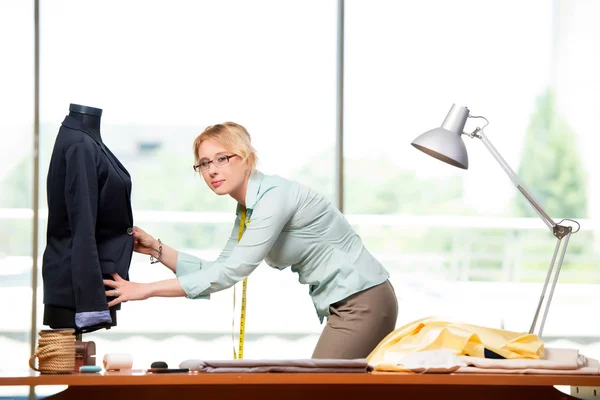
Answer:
[{"left": 1, "top": 372, "right": 600, "bottom": 387}]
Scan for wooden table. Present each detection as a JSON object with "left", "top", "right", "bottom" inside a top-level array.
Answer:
[{"left": 2, "top": 370, "right": 599, "bottom": 400}]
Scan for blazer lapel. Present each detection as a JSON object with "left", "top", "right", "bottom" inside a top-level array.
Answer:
[{"left": 62, "top": 116, "right": 134, "bottom": 224}]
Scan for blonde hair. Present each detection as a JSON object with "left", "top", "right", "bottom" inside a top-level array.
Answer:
[{"left": 193, "top": 122, "right": 258, "bottom": 170}]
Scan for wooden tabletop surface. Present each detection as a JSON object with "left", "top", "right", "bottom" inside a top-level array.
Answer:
[{"left": 1, "top": 370, "right": 599, "bottom": 387}]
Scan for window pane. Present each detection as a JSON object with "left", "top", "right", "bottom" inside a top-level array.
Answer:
[
  {"left": 0, "top": 1, "right": 34, "bottom": 398},
  {"left": 345, "top": 0, "right": 599, "bottom": 356},
  {"left": 39, "top": 0, "right": 336, "bottom": 369}
]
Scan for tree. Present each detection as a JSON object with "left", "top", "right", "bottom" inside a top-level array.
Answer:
[
  {"left": 514, "top": 89, "right": 587, "bottom": 219},
  {"left": 293, "top": 153, "right": 468, "bottom": 215}
]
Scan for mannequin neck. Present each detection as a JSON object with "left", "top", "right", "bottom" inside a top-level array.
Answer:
[{"left": 69, "top": 111, "right": 102, "bottom": 142}]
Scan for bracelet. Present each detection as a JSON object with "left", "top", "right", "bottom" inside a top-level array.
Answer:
[{"left": 150, "top": 239, "right": 162, "bottom": 264}]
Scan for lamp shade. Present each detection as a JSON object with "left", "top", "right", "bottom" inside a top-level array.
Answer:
[{"left": 411, "top": 104, "right": 470, "bottom": 169}]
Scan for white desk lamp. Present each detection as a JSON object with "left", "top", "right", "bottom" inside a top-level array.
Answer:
[{"left": 411, "top": 103, "right": 580, "bottom": 338}]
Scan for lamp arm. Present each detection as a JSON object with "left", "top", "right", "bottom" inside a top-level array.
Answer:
[
  {"left": 473, "top": 129, "right": 556, "bottom": 233},
  {"left": 469, "top": 128, "right": 578, "bottom": 338}
]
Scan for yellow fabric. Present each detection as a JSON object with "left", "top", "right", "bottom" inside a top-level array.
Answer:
[{"left": 367, "top": 316, "right": 544, "bottom": 372}]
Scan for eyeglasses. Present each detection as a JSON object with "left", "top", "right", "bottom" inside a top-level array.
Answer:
[{"left": 193, "top": 154, "right": 239, "bottom": 172}]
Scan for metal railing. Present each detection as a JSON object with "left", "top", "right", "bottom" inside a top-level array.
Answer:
[
  {"left": 2, "top": 208, "right": 599, "bottom": 280},
  {"left": 1, "top": 208, "right": 599, "bottom": 340}
]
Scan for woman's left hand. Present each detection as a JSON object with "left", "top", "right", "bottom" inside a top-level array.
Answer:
[{"left": 104, "top": 273, "right": 151, "bottom": 307}]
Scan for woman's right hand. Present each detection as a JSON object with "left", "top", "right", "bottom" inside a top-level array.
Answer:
[{"left": 132, "top": 226, "right": 158, "bottom": 256}]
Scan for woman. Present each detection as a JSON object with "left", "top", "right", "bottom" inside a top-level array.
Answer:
[{"left": 104, "top": 122, "right": 398, "bottom": 359}]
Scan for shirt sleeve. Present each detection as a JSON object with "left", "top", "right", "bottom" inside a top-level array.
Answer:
[
  {"left": 176, "top": 213, "right": 241, "bottom": 276},
  {"left": 176, "top": 187, "right": 295, "bottom": 299},
  {"left": 174, "top": 215, "right": 242, "bottom": 299}
]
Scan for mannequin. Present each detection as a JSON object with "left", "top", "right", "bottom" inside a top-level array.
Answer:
[
  {"left": 42, "top": 103, "right": 134, "bottom": 335},
  {"left": 68, "top": 103, "right": 103, "bottom": 141}
]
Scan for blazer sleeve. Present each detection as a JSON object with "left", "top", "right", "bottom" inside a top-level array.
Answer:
[
  {"left": 176, "top": 186, "right": 295, "bottom": 299},
  {"left": 64, "top": 141, "right": 112, "bottom": 327}
]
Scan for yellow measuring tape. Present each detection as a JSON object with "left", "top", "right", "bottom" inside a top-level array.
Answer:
[{"left": 233, "top": 206, "right": 248, "bottom": 360}]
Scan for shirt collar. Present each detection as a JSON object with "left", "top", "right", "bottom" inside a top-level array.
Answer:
[{"left": 244, "top": 169, "right": 264, "bottom": 211}]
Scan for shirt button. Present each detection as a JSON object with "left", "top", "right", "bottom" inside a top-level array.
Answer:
[{"left": 127, "top": 227, "right": 134, "bottom": 236}]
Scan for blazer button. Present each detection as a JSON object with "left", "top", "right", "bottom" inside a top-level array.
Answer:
[{"left": 127, "top": 227, "right": 134, "bottom": 236}]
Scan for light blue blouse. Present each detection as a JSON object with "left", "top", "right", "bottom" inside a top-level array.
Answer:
[{"left": 175, "top": 170, "right": 389, "bottom": 322}]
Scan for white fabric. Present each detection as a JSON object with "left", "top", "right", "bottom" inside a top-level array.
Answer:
[{"left": 379, "top": 348, "right": 600, "bottom": 375}]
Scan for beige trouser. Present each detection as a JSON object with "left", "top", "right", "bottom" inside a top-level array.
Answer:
[{"left": 312, "top": 280, "right": 398, "bottom": 359}]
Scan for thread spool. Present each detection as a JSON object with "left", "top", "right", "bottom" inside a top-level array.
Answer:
[
  {"left": 103, "top": 353, "right": 133, "bottom": 371},
  {"left": 29, "top": 329, "right": 76, "bottom": 374}
]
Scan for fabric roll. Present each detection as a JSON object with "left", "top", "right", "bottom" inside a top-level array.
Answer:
[{"left": 179, "top": 358, "right": 369, "bottom": 373}]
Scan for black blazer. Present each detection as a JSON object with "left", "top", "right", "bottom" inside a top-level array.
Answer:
[{"left": 42, "top": 115, "right": 134, "bottom": 329}]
